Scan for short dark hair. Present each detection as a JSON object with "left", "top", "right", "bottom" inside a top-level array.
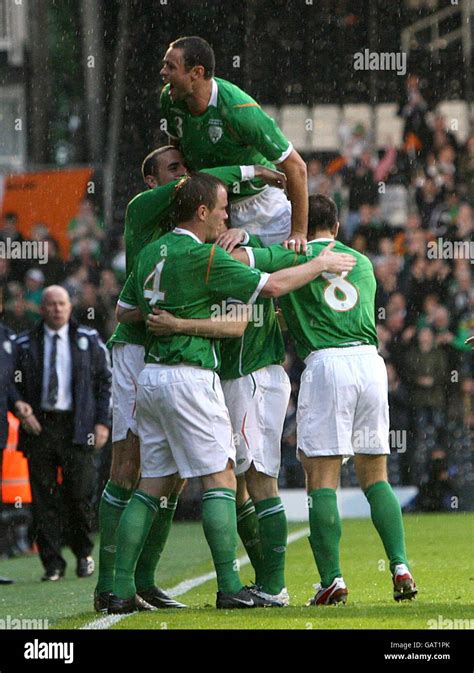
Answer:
[
  {"left": 141, "top": 146, "right": 177, "bottom": 182},
  {"left": 172, "top": 172, "right": 225, "bottom": 223},
  {"left": 308, "top": 194, "right": 338, "bottom": 236},
  {"left": 170, "top": 36, "right": 215, "bottom": 79}
]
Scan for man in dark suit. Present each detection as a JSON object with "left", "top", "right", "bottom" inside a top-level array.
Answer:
[
  {"left": 0, "top": 320, "right": 41, "bottom": 584},
  {"left": 15, "top": 286, "right": 111, "bottom": 581}
]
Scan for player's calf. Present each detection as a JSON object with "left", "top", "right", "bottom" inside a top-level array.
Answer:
[{"left": 109, "top": 431, "right": 141, "bottom": 490}]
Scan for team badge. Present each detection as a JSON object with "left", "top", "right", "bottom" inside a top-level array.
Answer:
[
  {"left": 3, "top": 340, "right": 12, "bottom": 355},
  {"left": 78, "top": 336, "right": 89, "bottom": 351},
  {"left": 208, "top": 123, "right": 223, "bottom": 144}
]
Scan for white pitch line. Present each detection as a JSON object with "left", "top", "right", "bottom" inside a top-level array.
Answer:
[{"left": 81, "top": 527, "right": 309, "bottom": 630}]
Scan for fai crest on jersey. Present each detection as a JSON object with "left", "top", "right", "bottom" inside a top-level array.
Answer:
[{"left": 208, "top": 122, "right": 223, "bottom": 144}]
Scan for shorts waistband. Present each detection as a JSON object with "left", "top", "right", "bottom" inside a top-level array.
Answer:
[
  {"left": 305, "top": 344, "right": 378, "bottom": 363},
  {"left": 230, "top": 185, "right": 268, "bottom": 206},
  {"left": 144, "top": 363, "right": 214, "bottom": 373}
]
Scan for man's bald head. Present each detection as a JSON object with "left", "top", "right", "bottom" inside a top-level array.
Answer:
[{"left": 41, "top": 285, "right": 72, "bottom": 330}]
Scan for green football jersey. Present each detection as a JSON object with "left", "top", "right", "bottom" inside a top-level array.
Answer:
[
  {"left": 249, "top": 239, "right": 378, "bottom": 360},
  {"left": 118, "top": 229, "right": 269, "bottom": 369},
  {"left": 108, "top": 164, "right": 253, "bottom": 349},
  {"left": 160, "top": 77, "right": 291, "bottom": 200},
  {"left": 220, "top": 234, "right": 285, "bottom": 380}
]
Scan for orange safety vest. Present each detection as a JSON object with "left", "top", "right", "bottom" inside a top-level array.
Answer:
[{"left": 1, "top": 412, "right": 32, "bottom": 504}]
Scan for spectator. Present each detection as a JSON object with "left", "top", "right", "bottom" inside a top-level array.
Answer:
[
  {"left": 415, "top": 176, "right": 444, "bottom": 229},
  {"left": 344, "top": 152, "right": 380, "bottom": 238},
  {"left": 4, "top": 296, "right": 32, "bottom": 333},
  {"left": 403, "top": 327, "right": 449, "bottom": 485},
  {"left": 0, "top": 212, "right": 28, "bottom": 282},
  {"left": 73, "top": 282, "right": 109, "bottom": 341},
  {"left": 397, "top": 74, "right": 431, "bottom": 158},
  {"left": 23, "top": 269, "right": 45, "bottom": 324},
  {"left": 458, "top": 134, "right": 474, "bottom": 203},
  {"left": 68, "top": 198, "right": 105, "bottom": 259},
  {"left": 307, "top": 158, "right": 325, "bottom": 195},
  {"left": 430, "top": 114, "right": 459, "bottom": 153},
  {"left": 14, "top": 286, "right": 111, "bottom": 582}
]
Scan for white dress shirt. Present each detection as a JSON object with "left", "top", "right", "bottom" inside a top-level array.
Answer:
[{"left": 41, "top": 323, "right": 73, "bottom": 411}]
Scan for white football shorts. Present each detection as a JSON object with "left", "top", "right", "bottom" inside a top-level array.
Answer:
[
  {"left": 230, "top": 186, "right": 291, "bottom": 245},
  {"left": 221, "top": 364, "right": 291, "bottom": 478},
  {"left": 137, "top": 364, "right": 235, "bottom": 479},
  {"left": 111, "top": 342, "right": 145, "bottom": 442},
  {"left": 297, "top": 345, "right": 390, "bottom": 458}
]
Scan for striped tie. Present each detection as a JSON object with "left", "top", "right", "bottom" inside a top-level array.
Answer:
[{"left": 46, "top": 333, "right": 59, "bottom": 407}]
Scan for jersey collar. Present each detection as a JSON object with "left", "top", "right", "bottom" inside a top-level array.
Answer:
[
  {"left": 173, "top": 227, "right": 203, "bottom": 244},
  {"left": 307, "top": 237, "right": 335, "bottom": 244},
  {"left": 208, "top": 78, "right": 218, "bottom": 108}
]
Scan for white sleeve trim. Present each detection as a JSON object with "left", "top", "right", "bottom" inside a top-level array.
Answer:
[
  {"left": 240, "top": 165, "right": 256, "bottom": 181},
  {"left": 241, "top": 231, "right": 250, "bottom": 245},
  {"left": 117, "top": 299, "right": 138, "bottom": 310},
  {"left": 248, "top": 272, "right": 270, "bottom": 305},
  {"left": 242, "top": 246, "right": 255, "bottom": 267},
  {"left": 273, "top": 142, "right": 293, "bottom": 165}
]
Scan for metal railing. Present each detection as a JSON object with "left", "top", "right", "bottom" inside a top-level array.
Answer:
[{"left": 401, "top": 0, "right": 472, "bottom": 59}]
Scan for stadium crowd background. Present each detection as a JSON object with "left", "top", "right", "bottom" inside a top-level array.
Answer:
[{"left": 0, "top": 76, "right": 472, "bottom": 525}]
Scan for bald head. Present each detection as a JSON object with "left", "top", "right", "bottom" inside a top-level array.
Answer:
[{"left": 41, "top": 285, "right": 72, "bottom": 330}]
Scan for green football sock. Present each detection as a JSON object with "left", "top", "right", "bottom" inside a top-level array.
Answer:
[
  {"left": 114, "top": 490, "right": 159, "bottom": 600},
  {"left": 135, "top": 493, "right": 179, "bottom": 592},
  {"left": 254, "top": 496, "right": 288, "bottom": 595},
  {"left": 95, "top": 481, "right": 132, "bottom": 593},
  {"left": 236, "top": 499, "right": 265, "bottom": 585},
  {"left": 202, "top": 488, "right": 243, "bottom": 594},
  {"left": 365, "top": 480, "right": 409, "bottom": 572},
  {"left": 307, "top": 488, "right": 342, "bottom": 588}
]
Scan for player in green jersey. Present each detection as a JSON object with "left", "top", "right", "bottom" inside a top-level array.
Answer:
[
  {"left": 237, "top": 194, "right": 418, "bottom": 605},
  {"left": 110, "top": 174, "right": 355, "bottom": 611},
  {"left": 160, "top": 35, "right": 308, "bottom": 248},
  {"left": 145, "top": 227, "right": 355, "bottom": 605},
  {"left": 95, "top": 145, "right": 288, "bottom": 612}
]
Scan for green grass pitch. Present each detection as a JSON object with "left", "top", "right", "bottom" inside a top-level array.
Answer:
[{"left": 0, "top": 513, "right": 473, "bottom": 630}]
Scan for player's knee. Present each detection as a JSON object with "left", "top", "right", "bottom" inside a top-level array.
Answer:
[
  {"left": 109, "top": 467, "right": 139, "bottom": 491},
  {"left": 236, "top": 476, "right": 250, "bottom": 507},
  {"left": 110, "top": 443, "right": 140, "bottom": 490},
  {"left": 355, "top": 455, "right": 387, "bottom": 492},
  {"left": 245, "top": 465, "right": 278, "bottom": 502},
  {"left": 171, "top": 477, "right": 187, "bottom": 496}
]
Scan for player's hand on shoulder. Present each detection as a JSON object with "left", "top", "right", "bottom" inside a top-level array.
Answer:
[
  {"left": 284, "top": 233, "right": 307, "bottom": 253},
  {"left": 319, "top": 242, "right": 356, "bottom": 274},
  {"left": 255, "top": 165, "right": 287, "bottom": 190},
  {"left": 216, "top": 228, "right": 247, "bottom": 253},
  {"left": 146, "top": 307, "right": 180, "bottom": 336}
]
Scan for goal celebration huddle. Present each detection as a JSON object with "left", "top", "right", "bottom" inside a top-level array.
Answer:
[{"left": 95, "top": 35, "right": 417, "bottom": 614}]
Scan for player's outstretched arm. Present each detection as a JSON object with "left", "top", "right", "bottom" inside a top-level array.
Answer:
[
  {"left": 146, "top": 307, "right": 249, "bottom": 339},
  {"left": 260, "top": 243, "right": 356, "bottom": 298}
]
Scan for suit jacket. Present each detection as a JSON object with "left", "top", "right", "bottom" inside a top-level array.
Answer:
[
  {"left": 15, "top": 319, "right": 111, "bottom": 453},
  {"left": 0, "top": 322, "right": 22, "bottom": 448}
]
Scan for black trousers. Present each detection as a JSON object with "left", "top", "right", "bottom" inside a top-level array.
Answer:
[{"left": 27, "top": 412, "right": 96, "bottom": 572}]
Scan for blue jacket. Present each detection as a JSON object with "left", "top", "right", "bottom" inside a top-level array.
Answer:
[
  {"left": 15, "top": 319, "right": 112, "bottom": 452},
  {"left": 0, "top": 322, "right": 22, "bottom": 449}
]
